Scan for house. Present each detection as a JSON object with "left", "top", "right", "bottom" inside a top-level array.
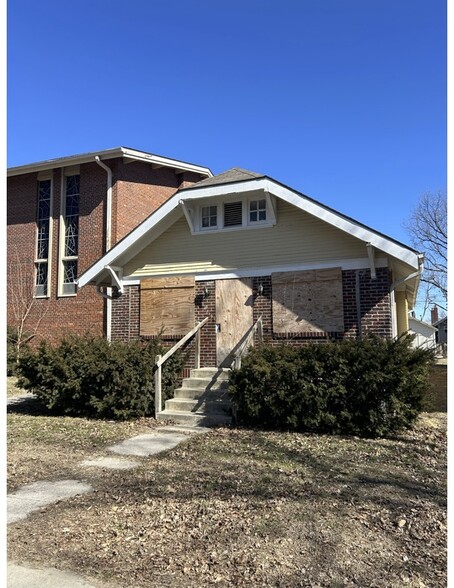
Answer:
[
  {"left": 7, "top": 147, "right": 212, "bottom": 343},
  {"left": 78, "top": 167, "right": 423, "bottom": 423},
  {"left": 434, "top": 317, "right": 448, "bottom": 345},
  {"left": 431, "top": 307, "right": 448, "bottom": 347},
  {"left": 408, "top": 316, "right": 437, "bottom": 350}
]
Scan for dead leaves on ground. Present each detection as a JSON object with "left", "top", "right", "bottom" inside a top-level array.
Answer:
[{"left": 7, "top": 413, "right": 447, "bottom": 587}]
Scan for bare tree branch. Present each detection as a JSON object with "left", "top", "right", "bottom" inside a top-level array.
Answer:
[
  {"left": 7, "top": 247, "right": 49, "bottom": 364},
  {"left": 404, "top": 191, "right": 447, "bottom": 304}
]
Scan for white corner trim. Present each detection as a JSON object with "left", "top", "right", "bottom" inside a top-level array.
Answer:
[{"left": 366, "top": 243, "right": 376, "bottom": 279}]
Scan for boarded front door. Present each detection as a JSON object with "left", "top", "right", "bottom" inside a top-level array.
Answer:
[{"left": 216, "top": 278, "right": 253, "bottom": 367}]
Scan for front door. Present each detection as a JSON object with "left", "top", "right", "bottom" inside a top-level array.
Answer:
[{"left": 216, "top": 278, "right": 253, "bottom": 367}]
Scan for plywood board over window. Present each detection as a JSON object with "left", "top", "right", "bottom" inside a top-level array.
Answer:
[
  {"left": 140, "top": 276, "right": 195, "bottom": 337},
  {"left": 272, "top": 268, "right": 344, "bottom": 333}
]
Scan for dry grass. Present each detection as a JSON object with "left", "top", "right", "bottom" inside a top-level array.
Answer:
[{"left": 7, "top": 380, "right": 446, "bottom": 588}]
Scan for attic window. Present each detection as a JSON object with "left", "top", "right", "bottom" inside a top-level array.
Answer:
[
  {"left": 223, "top": 201, "right": 242, "bottom": 227},
  {"left": 201, "top": 205, "right": 217, "bottom": 228},
  {"left": 249, "top": 199, "right": 267, "bottom": 223}
]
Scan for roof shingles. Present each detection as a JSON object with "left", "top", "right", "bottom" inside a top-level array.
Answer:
[{"left": 180, "top": 167, "right": 265, "bottom": 190}]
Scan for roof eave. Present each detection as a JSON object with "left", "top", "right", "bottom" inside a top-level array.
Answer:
[
  {"left": 78, "top": 175, "right": 421, "bottom": 288},
  {"left": 7, "top": 147, "right": 213, "bottom": 178}
]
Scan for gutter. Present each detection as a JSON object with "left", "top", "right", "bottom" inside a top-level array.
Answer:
[{"left": 390, "top": 255, "right": 424, "bottom": 292}]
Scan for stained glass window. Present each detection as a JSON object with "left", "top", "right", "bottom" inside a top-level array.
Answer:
[
  {"left": 60, "top": 174, "right": 80, "bottom": 295},
  {"left": 35, "top": 179, "right": 51, "bottom": 296}
]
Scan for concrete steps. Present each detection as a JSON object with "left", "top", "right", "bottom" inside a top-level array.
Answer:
[{"left": 157, "top": 368, "right": 232, "bottom": 426}]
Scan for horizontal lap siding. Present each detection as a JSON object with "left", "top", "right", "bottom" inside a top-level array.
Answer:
[{"left": 124, "top": 201, "right": 367, "bottom": 278}]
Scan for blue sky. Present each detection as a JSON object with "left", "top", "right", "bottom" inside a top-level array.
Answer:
[{"left": 8, "top": 0, "right": 446, "bottom": 248}]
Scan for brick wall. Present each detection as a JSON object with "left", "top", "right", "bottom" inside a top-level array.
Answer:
[
  {"left": 7, "top": 166, "right": 106, "bottom": 344},
  {"left": 111, "top": 163, "right": 201, "bottom": 243},
  {"left": 111, "top": 285, "right": 140, "bottom": 341},
  {"left": 426, "top": 362, "right": 447, "bottom": 412},
  {"left": 111, "top": 269, "right": 394, "bottom": 371},
  {"left": 195, "top": 280, "right": 217, "bottom": 367},
  {"left": 7, "top": 159, "right": 204, "bottom": 345},
  {"left": 343, "top": 267, "right": 392, "bottom": 339}
]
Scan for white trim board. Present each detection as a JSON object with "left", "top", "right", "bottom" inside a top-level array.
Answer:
[
  {"left": 122, "top": 258, "right": 389, "bottom": 283},
  {"left": 8, "top": 147, "right": 213, "bottom": 178},
  {"left": 78, "top": 175, "right": 420, "bottom": 289}
]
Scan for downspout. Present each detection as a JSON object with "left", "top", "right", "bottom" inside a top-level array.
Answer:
[
  {"left": 95, "top": 156, "right": 112, "bottom": 250},
  {"left": 95, "top": 157, "right": 113, "bottom": 340}
]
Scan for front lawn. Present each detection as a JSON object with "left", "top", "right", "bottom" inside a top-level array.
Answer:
[{"left": 7, "top": 381, "right": 446, "bottom": 588}]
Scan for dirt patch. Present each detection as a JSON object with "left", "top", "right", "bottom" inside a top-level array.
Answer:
[{"left": 8, "top": 409, "right": 446, "bottom": 588}]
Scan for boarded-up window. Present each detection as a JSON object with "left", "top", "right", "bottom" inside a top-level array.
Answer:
[
  {"left": 272, "top": 268, "right": 344, "bottom": 333},
  {"left": 140, "top": 276, "right": 195, "bottom": 337}
]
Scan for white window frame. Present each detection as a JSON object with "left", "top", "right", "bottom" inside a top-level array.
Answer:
[
  {"left": 34, "top": 172, "right": 53, "bottom": 298},
  {"left": 200, "top": 204, "right": 218, "bottom": 230},
  {"left": 247, "top": 197, "right": 268, "bottom": 226},
  {"left": 58, "top": 166, "right": 80, "bottom": 297},
  {"left": 195, "top": 194, "right": 276, "bottom": 234}
]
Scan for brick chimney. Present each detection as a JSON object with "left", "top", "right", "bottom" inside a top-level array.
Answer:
[{"left": 431, "top": 306, "right": 439, "bottom": 325}]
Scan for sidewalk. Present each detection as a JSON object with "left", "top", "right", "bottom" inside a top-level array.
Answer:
[{"left": 7, "top": 395, "right": 209, "bottom": 588}]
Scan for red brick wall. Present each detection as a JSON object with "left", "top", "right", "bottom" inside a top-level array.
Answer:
[
  {"left": 195, "top": 280, "right": 217, "bottom": 367},
  {"left": 7, "top": 167, "right": 106, "bottom": 344},
  {"left": 111, "top": 269, "right": 393, "bottom": 369},
  {"left": 342, "top": 267, "right": 392, "bottom": 339},
  {"left": 111, "top": 162, "right": 204, "bottom": 243},
  {"left": 110, "top": 285, "right": 140, "bottom": 341},
  {"left": 7, "top": 159, "right": 204, "bottom": 345}
]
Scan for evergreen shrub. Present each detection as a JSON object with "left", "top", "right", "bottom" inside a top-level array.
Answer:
[
  {"left": 229, "top": 335, "right": 434, "bottom": 437},
  {"left": 17, "top": 334, "right": 184, "bottom": 420}
]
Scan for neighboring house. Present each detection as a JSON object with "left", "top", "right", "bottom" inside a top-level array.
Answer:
[
  {"left": 433, "top": 317, "right": 448, "bottom": 345},
  {"left": 78, "top": 167, "right": 423, "bottom": 370},
  {"left": 7, "top": 147, "right": 212, "bottom": 343},
  {"left": 408, "top": 317, "right": 437, "bottom": 350},
  {"left": 430, "top": 306, "right": 448, "bottom": 347}
]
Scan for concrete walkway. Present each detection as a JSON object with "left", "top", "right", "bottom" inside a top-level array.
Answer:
[{"left": 7, "top": 418, "right": 210, "bottom": 587}]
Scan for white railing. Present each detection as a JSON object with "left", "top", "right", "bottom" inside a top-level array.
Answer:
[
  {"left": 232, "top": 315, "right": 263, "bottom": 370},
  {"left": 154, "top": 317, "right": 209, "bottom": 418}
]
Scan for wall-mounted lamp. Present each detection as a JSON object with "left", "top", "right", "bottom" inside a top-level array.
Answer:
[
  {"left": 203, "top": 286, "right": 210, "bottom": 298},
  {"left": 257, "top": 283, "right": 264, "bottom": 296}
]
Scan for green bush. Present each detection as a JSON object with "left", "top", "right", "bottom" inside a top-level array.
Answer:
[
  {"left": 229, "top": 335, "right": 434, "bottom": 438},
  {"left": 16, "top": 334, "right": 184, "bottom": 420}
]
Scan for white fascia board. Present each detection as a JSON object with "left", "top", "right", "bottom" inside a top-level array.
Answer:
[
  {"left": 77, "top": 194, "right": 183, "bottom": 288},
  {"left": 123, "top": 257, "right": 389, "bottom": 283},
  {"left": 179, "top": 178, "right": 420, "bottom": 269},
  {"left": 121, "top": 149, "right": 212, "bottom": 177},
  {"left": 180, "top": 178, "right": 266, "bottom": 200},
  {"left": 8, "top": 147, "right": 212, "bottom": 178},
  {"left": 265, "top": 180, "right": 421, "bottom": 269},
  {"left": 79, "top": 175, "right": 420, "bottom": 288},
  {"left": 8, "top": 148, "right": 126, "bottom": 176}
]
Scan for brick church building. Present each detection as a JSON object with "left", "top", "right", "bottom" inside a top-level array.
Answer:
[{"left": 7, "top": 147, "right": 212, "bottom": 343}]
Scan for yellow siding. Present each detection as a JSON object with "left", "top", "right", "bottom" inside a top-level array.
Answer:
[
  {"left": 395, "top": 290, "right": 409, "bottom": 336},
  {"left": 124, "top": 200, "right": 368, "bottom": 278}
]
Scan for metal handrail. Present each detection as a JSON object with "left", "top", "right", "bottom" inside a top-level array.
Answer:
[
  {"left": 154, "top": 317, "right": 209, "bottom": 417},
  {"left": 232, "top": 315, "right": 263, "bottom": 370}
]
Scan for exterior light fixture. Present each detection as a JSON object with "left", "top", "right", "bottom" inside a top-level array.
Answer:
[
  {"left": 203, "top": 286, "right": 209, "bottom": 298},
  {"left": 258, "top": 283, "right": 264, "bottom": 295}
]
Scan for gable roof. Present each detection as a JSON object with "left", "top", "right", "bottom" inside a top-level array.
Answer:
[
  {"left": 184, "top": 167, "right": 265, "bottom": 188},
  {"left": 7, "top": 147, "right": 213, "bottom": 178},
  {"left": 78, "top": 168, "right": 423, "bottom": 290}
]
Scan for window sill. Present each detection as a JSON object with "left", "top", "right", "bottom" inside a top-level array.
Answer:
[{"left": 194, "top": 222, "right": 275, "bottom": 235}]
